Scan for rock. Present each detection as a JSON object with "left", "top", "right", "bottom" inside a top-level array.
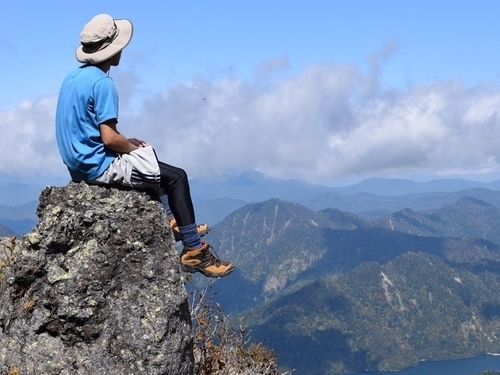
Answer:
[{"left": 0, "top": 182, "right": 194, "bottom": 375}]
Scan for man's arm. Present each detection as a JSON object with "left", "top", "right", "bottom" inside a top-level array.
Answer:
[{"left": 99, "top": 119, "right": 139, "bottom": 154}]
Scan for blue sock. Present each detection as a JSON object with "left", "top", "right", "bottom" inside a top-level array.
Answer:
[{"left": 178, "top": 223, "right": 202, "bottom": 248}]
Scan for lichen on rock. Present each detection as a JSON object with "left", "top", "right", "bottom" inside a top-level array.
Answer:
[{"left": 0, "top": 182, "right": 193, "bottom": 375}]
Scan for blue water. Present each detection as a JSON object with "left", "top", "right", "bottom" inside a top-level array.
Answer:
[{"left": 349, "top": 354, "right": 500, "bottom": 375}]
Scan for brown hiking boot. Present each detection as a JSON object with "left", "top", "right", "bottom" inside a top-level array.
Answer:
[
  {"left": 169, "top": 218, "right": 210, "bottom": 242},
  {"left": 180, "top": 242, "right": 234, "bottom": 278}
]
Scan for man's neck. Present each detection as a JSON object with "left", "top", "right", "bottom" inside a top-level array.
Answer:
[{"left": 95, "top": 61, "right": 112, "bottom": 73}]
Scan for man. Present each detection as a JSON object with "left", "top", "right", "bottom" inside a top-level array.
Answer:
[{"left": 55, "top": 14, "right": 234, "bottom": 278}]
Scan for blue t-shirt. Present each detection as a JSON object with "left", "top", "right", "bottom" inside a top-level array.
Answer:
[{"left": 55, "top": 65, "right": 118, "bottom": 181}]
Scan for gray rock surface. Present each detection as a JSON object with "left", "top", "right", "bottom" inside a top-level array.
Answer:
[{"left": 0, "top": 182, "right": 193, "bottom": 375}]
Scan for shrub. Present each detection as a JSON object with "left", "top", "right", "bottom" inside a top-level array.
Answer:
[{"left": 190, "top": 285, "right": 291, "bottom": 375}]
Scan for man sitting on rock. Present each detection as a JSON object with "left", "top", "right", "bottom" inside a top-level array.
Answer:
[{"left": 55, "top": 14, "right": 234, "bottom": 278}]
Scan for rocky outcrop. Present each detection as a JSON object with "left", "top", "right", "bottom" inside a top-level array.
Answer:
[{"left": 0, "top": 182, "right": 193, "bottom": 375}]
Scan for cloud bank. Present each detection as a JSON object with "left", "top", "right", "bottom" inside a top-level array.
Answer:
[{"left": 3, "top": 59, "right": 500, "bottom": 184}]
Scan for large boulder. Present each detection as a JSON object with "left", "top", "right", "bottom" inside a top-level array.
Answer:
[{"left": 0, "top": 182, "right": 193, "bottom": 375}]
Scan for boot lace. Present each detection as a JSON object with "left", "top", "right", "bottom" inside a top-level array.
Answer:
[{"left": 202, "top": 243, "right": 229, "bottom": 267}]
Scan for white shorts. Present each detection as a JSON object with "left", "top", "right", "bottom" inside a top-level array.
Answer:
[{"left": 90, "top": 146, "right": 161, "bottom": 189}]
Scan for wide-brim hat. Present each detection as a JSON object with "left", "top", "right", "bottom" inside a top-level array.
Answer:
[{"left": 75, "top": 14, "right": 133, "bottom": 64}]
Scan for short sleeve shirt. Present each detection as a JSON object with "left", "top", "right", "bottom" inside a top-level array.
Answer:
[{"left": 55, "top": 65, "right": 118, "bottom": 181}]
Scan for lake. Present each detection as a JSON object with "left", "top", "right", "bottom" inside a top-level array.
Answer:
[{"left": 349, "top": 354, "right": 500, "bottom": 375}]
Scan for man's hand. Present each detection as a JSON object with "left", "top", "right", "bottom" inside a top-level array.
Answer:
[{"left": 128, "top": 138, "right": 149, "bottom": 148}]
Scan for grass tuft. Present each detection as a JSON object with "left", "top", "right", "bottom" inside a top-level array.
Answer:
[
  {"left": 7, "top": 367, "right": 21, "bottom": 375},
  {"left": 190, "top": 285, "right": 292, "bottom": 375}
]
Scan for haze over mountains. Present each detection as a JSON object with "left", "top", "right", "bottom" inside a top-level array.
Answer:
[
  {"left": 3, "top": 171, "right": 500, "bottom": 235},
  {"left": 191, "top": 171, "right": 500, "bottom": 224}
]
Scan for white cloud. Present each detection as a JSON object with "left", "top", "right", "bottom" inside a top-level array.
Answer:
[
  {"left": 122, "top": 62, "right": 500, "bottom": 182},
  {"left": 0, "top": 96, "right": 66, "bottom": 179},
  {"left": 3, "top": 60, "right": 500, "bottom": 184}
]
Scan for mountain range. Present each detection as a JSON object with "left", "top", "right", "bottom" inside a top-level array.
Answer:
[
  {"left": 3, "top": 171, "right": 500, "bottom": 234},
  {"left": 190, "top": 196, "right": 500, "bottom": 374},
  {"left": 246, "top": 251, "right": 500, "bottom": 374},
  {"left": 373, "top": 196, "right": 500, "bottom": 245},
  {"left": 190, "top": 171, "right": 500, "bottom": 223}
]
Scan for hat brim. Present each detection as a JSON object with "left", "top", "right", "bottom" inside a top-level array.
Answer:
[{"left": 75, "top": 19, "right": 133, "bottom": 64}]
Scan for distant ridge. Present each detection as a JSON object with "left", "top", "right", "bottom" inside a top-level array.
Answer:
[
  {"left": 305, "top": 187, "right": 500, "bottom": 218},
  {"left": 0, "top": 182, "right": 44, "bottom": 205},
  {"left": 190, "top": 169, "right": 331, "bottom": 202},
  {"left": 191, "top": 172, "right": 500, "bottom": 201},
  {"left": 0, "top": 218, "right": 37, "bottom": 235},
  {"left": 0, "top": 223, "right": 15, "bottom": 236},
  {"left": 0, "top": 201, "right": 39, "bottom": 235},
  {"left": 330, "top": 177, "right": 500, "bottom": 196},
  {"left": 189, "top": 171, "right": 500, "bottom": 224},
  {"left": 373, "top": 196, "right": 500, "bottom": 245},
  {"left": 4, "top": 171, "right": 500, "bottom": 230},
  {"left": 3, "top": 171, "right": 500, "bottom": 205}
]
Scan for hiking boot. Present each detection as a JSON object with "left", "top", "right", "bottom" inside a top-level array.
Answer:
[
  {"left": 169, "top": 218, "right": 210, "bottom": 242},
  {"left": 180, "top": 242, "right": 234, "bottom": 278}
]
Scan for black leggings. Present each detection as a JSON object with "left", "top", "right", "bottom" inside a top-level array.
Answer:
[{"left": 158, "top": 161, "right": 196, "bottom": 227}]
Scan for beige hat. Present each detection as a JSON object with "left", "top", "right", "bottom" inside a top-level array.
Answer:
[{"left": 76, "top": 14, "right": 133, "bottom": 64}]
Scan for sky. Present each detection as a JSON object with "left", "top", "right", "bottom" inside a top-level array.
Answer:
[{"left": 2, "top": 0, "right": 500, "bottom": 187}]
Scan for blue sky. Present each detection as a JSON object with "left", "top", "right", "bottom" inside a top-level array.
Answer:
[{"left": 2, "top": 1, "right": 500, "bottom": 186}]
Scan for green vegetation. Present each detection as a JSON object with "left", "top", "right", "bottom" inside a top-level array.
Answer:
[
  {"left": 201, "top": 197, "right": 500, "bottom": 374},
  {"left": 243, "top": 252, "right": 500, "bottom": 374}
]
